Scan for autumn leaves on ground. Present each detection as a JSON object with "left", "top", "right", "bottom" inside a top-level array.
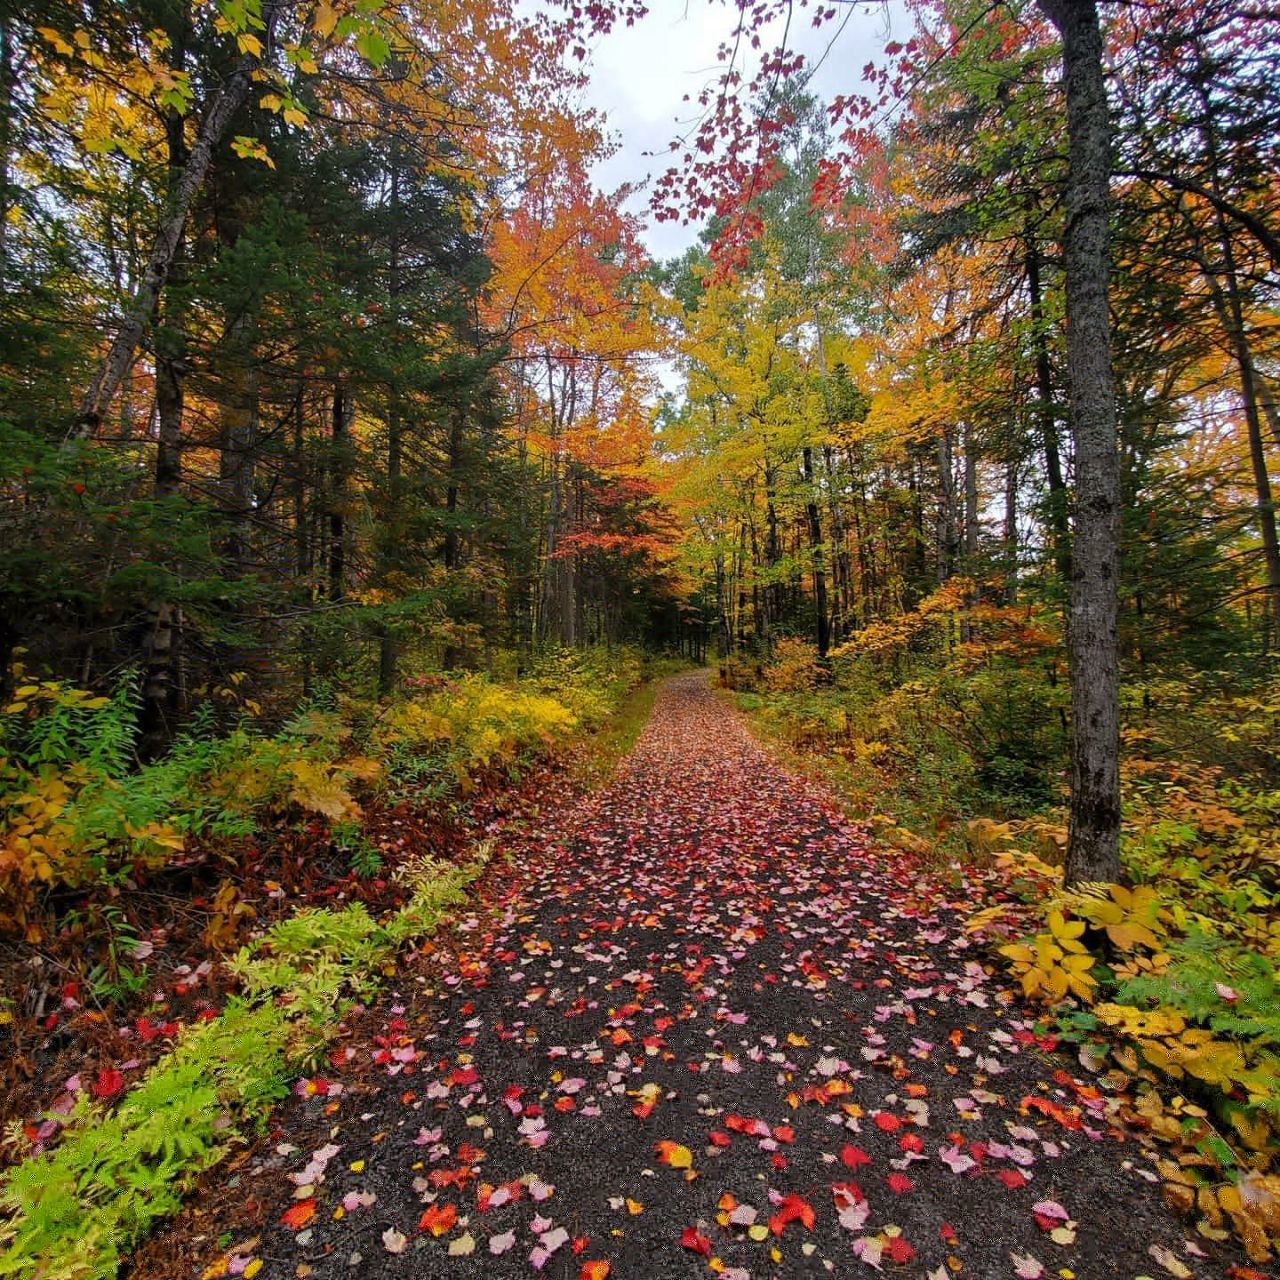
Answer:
[{"left": 134, "top": 676, "right": 1247, "bottom": 1280}]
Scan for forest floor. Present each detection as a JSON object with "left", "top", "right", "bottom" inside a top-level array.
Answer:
[{"left": 139, "top": 672, "right": 1261, "bottom": 1280}]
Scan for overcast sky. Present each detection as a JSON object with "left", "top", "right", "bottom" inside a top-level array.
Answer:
[{"left": 575, "top": 0, "right": 908, "bottom": 263}]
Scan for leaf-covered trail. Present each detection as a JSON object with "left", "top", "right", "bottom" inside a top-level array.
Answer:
[{"left": 199, "top": 673, "right": 1237, "bottom": 1280}]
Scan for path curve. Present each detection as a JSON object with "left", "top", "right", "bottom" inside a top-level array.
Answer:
[{"left": 219, "top": 673, "right": 1238, "bottom": 1280}]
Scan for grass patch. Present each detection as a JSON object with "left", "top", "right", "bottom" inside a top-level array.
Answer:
[{"left": 572, "top": 659, "right": 687, "bottom": 788}]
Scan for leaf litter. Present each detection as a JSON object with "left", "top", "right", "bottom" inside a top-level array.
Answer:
[{"left": 186, "top": 674, "right": 1259, "bottom": 1279}]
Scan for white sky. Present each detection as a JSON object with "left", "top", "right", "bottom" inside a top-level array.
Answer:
[{"left": 577, "top": 0, "right": 908, "bottom": 262}]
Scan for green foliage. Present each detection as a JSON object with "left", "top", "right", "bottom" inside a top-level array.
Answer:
[
  {"left": 735, "top": 614, "right": 1280, "bottom": 1174},
  {"left": 330, "top": 818, "right": 383, "bottom": 877},
  {"left": 1, "top": 646, "right": 645, "bottom": 937},
  {"left": 0, "top": 999, "right": 293, "bottom": 1280},
  {"left": 0, "top": 852, "right": 490, "bottom": 1280},
  {"left": 1116, "top": 932, "right": 1280, "bottom": 1053}
]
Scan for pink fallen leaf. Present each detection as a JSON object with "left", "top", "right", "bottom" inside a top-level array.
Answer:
[{"left": 1011, "top": 1251, "right": 1044, "bottom": 1279}]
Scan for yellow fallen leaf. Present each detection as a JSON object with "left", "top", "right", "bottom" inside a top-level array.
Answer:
[{"left": 655, "top": 1140, "right": 692, "bottom": 1169}]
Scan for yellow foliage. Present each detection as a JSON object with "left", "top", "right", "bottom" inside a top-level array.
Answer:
[
  {"left": 1066, "top": 882, "right": 1168, "bottom": 952},
  {"left": 378, "top": 675, "right": 577, "bottom": 774},
  {"left": 284, "top": 758, "right": 371, "bottom": 821},
  {"left": 999, "top": 909, "right": 1098, "bottom": 1004},
  {"left": 1096, "top": 1002, "right": 1187, "bottom": 1038}
]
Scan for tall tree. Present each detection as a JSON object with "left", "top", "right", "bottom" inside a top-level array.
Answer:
[{"left": 1036, "top": 0, "right": 1122, "bottom": 884}]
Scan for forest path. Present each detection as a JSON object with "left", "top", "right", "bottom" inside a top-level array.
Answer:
[{"left": 192, "top": 672, "right": 1232, "bottom": 1280}]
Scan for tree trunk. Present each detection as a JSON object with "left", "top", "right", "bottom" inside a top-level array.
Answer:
[
  {"left": 138, "top": 346, "right": 185, "bottom": 761},
  {"left": 218, "top": 313, "right": 258, "bottom": 574},
  {"left": 137, "top": 76, "right": 190, "bottom": 762},
  {"left": 378, "top": 397, "right": 403, "bottom": 695},
  {"left": 1026, "top": 236, "right": 1072, "bottom": 591},
  {"left": 1038, "top": 0, "right": 1122, "bottom": 885},
  {"left": 1004, "top": 453, "right": 1019, "bottom": 605},
  {"left": 0, "top": 15, "right": 14, "bottom": 286},
  {"left": 823, "top": 447, "right": 850, "bottom": 644},
  {"left": 936, "top": 428, "right": 958, "bottom": 584},
  {"left": 801, "top": 447, "right": 830, "bottom": 657},
  {"left": 73, "top": 9, "right": 277, "bottom": 437},
  {"left": 328, "top": 379, "right": 350, "bottom": 603},
  {"left": 1186, "top": 90, "right": 1280, "bottom": 646},
  {"left": 963, "top": 425, "right": 978, "bottom": 564}
]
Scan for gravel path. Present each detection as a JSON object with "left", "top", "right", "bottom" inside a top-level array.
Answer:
[{"left": 209, "top": 672, "right": 1250, "bottom": 1280}]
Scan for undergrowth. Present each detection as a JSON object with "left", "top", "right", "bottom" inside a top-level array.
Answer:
[
  {"left": 0, "top": 850, "right": 489, "bottom": 1280},
  {"left": 726, "top": 587, "right": 1280, "bottom": 1262},
  {"left": 0, "top": 646, "right": 670, "bottom": 1278},
  {"left": 0, "top": 645, "right": 651, "bottom": 947}
]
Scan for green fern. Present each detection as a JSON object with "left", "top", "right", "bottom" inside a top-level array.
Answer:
[{"left": 1116, "top": 929, "right": 1280, "bottom": 1048}]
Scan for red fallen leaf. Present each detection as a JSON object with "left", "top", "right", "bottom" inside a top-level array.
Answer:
[
  {"left": 898, "top": 1132, "right": 924, "bottom": 1154},
  {"left": 709, "top": 1130, "right": 732, "bottom": 1147},
  {"left": 281, "top": 1200, "right": 316, "bottom": 1229},
  {"left": 996, "top": 1169, "right": 1028, "bottom": 1190},
  {"left": 680, "top": 1228, "right": 712, "bottom": 1256},
  {"left": 886, "top": 1173, "right": 914, "bottom": 1194},
  {"left": 430, "top": 1164, "right": 477, "bottom": 1189},
  {"left": 572, "top": 1236, "right": 589, "bottom": 1255},
  {"left": 770, "top": 1153, "right": 788, "bottom": 1171},
  {"left": 450, "top": 1066, "right": 480, "bottom": 1087},
  {"left": 873, "top": 1111, "right": 902, "bottom": 1132},
  {"left": 841, "top": 1144, "right": 872, "bottom": 1168},
  {"left": 886, "top": 1235, "right": 917, "bottom": 1264},
  {"left": 768, "top": 1193, "right": 815, "bottom": 1235},
  {"left": 771, "top": 1124, "right": 795, "bottom": 1144},
  {"left": 555, "top": 1096, "right": 576, "bottom": 1113},
  {"left": 418, "top": 1203, "right": 458, "bottom": 1236},
  {"left": 1226, "top": 1269, "right": 1270, "bottom": 1280},
  {"left": 940, "top": 1223, "right": 958, "bottom": 1246},
  {"left": 1022, "top": 1095, "right": 1083, "bottom": 1131},
  {"left": 91, "top": 1068, "right": 125, "bottom": 1099},
  {"left": 581, "top": 1263, "right": 611, "bottom": 1280}
]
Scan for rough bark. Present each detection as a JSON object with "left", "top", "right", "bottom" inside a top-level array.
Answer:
[
  {"left": 1038, "top": 0, "right": 1122, "bottom": 885},
  {"left": 1026, "top": 237, "right": 1072, "bottom": 589},
  {"left": 218, "top": 313, "right": 258, "bottom": 574},
  {"left": 138, "top": 349, "right": 185, "bottom": 761},
  {"left": 0, "top": 15, "right": 13, "bottom": 285},
  {"left": 137, "top": 69, "right": 191, "bottom": 762}
]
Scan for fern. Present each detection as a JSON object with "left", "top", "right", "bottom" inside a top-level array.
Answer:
[{"left": 1116, "top": 930, "right": 1280, "bottom": 1048}]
